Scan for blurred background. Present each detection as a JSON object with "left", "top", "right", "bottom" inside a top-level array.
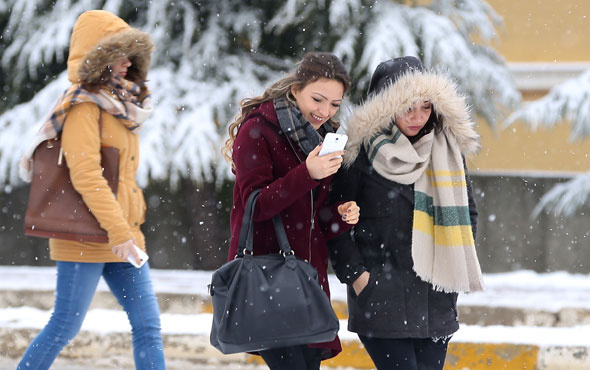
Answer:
[{"left": 0, "top": 0, "right": 588, "bottom": 274}]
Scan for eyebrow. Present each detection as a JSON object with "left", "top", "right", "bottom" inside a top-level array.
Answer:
[{"left": 313, "top": 92, "right": 342, "bottom": 102}]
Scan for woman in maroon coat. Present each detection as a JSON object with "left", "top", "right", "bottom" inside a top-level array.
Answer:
[{"left": 221, "top": 52, "right": 360, "bottom": 369}]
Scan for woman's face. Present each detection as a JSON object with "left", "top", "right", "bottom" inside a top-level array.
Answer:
[
  {"left": 395, "top": 100, "right": 432, "bottom": 137},
  {"left": 110, "top": 57, "right": 132, "bottom": 80},
  {"left": 291, "top": 78, "right": 344, "bottom": 129}
]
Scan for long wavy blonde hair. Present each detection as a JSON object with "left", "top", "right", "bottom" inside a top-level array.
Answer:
[{"left": 222, "top": 52, "right": 351, "bottom": 168}]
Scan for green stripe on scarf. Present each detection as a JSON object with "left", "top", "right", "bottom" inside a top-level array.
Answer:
[
  {"left": 368, "top": 130, "right": 402, "bottom": 162},
  {"left": 414, "top": 191, "right": 472, "bottom": 226}
]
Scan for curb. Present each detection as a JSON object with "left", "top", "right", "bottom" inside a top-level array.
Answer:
[
  {"left": 3, "top": 327, "right": 589, "bottom": 369},
  {"left": 4, "top": 289, "right": 590, "bottom": 327}
]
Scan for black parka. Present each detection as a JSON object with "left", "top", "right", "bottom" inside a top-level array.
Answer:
[
  {"left": 328, "top": 58, "right": 480, "bottom": 339},
  {"left": 329, "top": 148, "right": 477, "bottom": 338}
]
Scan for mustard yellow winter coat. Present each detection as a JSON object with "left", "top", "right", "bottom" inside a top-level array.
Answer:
[{"left": 49, "top": 10, "right": 153, "bottom": 262}]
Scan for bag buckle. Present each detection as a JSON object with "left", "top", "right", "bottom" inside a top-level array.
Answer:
[
  {"left": 280, "top": 250, "right": 295, "bottom": 257},
  {"left": 242, "top": 248, "right": 253, "bottom": 256}
]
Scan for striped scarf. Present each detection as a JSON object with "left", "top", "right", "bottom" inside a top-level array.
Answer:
[
  {"left": 19, "top": 77, "right": 152, "bottom": 182},
  {"left": 365, "top": 125, "right": 484, "bottom": 293},
  {"left": 273, "top": 97, "right": 333, "bottom": 156}
]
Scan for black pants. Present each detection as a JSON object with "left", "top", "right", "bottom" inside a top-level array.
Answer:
[
  {"left": 259, "top": 345, "right": 322, "bottom": 370},
  {"left": 359, "top": 336, "right": 450, "bottom": 370}
]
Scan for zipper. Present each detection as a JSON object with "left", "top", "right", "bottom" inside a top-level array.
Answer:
[
  {"left": 284, "top": 133, "right": 315, "bottom": 264},
  {"left": 309, "top": 191, "right": 315, "bottom": 264}
]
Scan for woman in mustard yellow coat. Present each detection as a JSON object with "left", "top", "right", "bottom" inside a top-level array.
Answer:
[{"left": 18, "top": 10, "right": 165, "bottom": 369}]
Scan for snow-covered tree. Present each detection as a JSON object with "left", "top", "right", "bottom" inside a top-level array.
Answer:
[
  {"left": 0, "top": 0, "right": 520, "bottom": 188},
  {"left": 507, "top": 70, "right": 590, "bottom": 217}
]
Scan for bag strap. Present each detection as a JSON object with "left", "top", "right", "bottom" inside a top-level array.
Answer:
[
  {"left": 57, "top": 109, "right": 105, "bottom": 166},
  {"left": 98, "top": 109, "right": 103, "bottom": 136},
  {"left": 236, "top": 189, "right": 294, "bottom": 258}
]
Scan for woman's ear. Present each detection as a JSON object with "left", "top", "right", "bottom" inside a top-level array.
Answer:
[{"left": 290, "top": 85, "right": 300, "bottom": 100}]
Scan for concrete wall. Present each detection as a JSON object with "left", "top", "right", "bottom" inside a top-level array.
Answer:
[
  {"left": 473, "top": 174, "right": 590, "bottom": 273},
  {"left": 1, "top": 174, "right": 588, "bottom": 273}
]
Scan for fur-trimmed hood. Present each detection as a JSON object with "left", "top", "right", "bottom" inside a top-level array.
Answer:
[
  {"left": 67, "top": 10, "right": 154, "bottom": 85},
  {"left": 343, "top": 70, "right": 479, "bottom": 166}
]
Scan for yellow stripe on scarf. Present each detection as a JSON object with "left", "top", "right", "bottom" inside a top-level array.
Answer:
[
  {"left": 414, "top": 210, "right": 475, "bottom": 247},
  {"left": 425, "top": 170, "right": 465, "bottom": 177},
  {"left": 426, "top": 170, "right": 467, "bottom": 188},
  {"left": 432, "top": 180, "right": 467, "bottom": 188}
]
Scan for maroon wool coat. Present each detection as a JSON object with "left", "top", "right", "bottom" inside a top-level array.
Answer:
[{"left": 228, "top": 100, "right": 352, "bottom": 358}]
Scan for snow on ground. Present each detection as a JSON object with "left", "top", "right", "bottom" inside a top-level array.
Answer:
[
  {"left": 1, "top": 266, "right": 590, "bottom": 347},
  {"left": 1, "top": 306, "right": 590, "bottom": 347},
  {"left": 1, "top": 266, "right": 589, "bottom": 312}
]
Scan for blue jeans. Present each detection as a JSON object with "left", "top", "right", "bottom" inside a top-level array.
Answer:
[{"left": 17, "top": 262, "right": 166, "bottom": 370}]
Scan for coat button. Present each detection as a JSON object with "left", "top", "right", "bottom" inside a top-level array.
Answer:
[
  {"left": 133, "top": 188, "right": 137, "bottom": 193},
  {"left": 131, "top": 156, "right": 135, "bottom": 161},
  {"left": 134, "top": 222, "right": 138, "bottom": 226}
]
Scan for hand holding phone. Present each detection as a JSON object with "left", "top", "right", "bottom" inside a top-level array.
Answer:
[
  {"left": 128, "top": 245, "right": 149, "bottom": 268},
  {"left": 318, "top": 133, "right": 348, "bottom": 157}
]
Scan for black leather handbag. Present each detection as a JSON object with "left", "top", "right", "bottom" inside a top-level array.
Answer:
[{"left": 209, "top": 190, "right": 339, "bottom": 354}]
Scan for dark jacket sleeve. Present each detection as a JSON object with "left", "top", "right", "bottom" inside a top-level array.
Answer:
[
  {"left": 327, "top": 158, "right": 368, "bottom": 285},
  {"left": 464, "top": 159, "right": 478, "bottom": 239},
  {"left": 233, "top": 119, "right": 319, "bottom": 222}
]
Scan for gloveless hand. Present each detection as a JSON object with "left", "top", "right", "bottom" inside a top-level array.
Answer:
[
  {"left": 352, "top": 271, "right": 370, "bottom": 296},
  {"left": 338, "top": 201, "right": 360, "bottom": 224},
  {"left": 111, "top": 239, "right": 140, "bottom": 263},
  {"left": 306, "top": 144, "right": 344, "bottom": 180}
]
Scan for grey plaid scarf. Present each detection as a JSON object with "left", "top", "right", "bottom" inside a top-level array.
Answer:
[{"left": 273, "top": 97, "right": 333, "bottom": 155}]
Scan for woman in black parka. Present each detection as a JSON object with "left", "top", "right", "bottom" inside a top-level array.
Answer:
[{"left": 328, "top": 56, "right": 484, "bottom": 370}]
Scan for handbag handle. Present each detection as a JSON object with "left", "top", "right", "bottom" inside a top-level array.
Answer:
[
  {"left": 57, "top": 110, "right": 104, "bottom": 166},
  {"left": 236, "top": 189, "right": 294, "bottom": 258}
]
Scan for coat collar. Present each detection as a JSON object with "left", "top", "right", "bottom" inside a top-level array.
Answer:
[
  {"left": 248, "top": 100, "right": 280, "bottom": 127},
  {"left": 343, "top": 70, "right": 479, "bottom": 166}
]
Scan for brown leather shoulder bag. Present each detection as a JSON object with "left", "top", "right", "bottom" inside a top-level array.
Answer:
[{"left": 24, "top": 112, "right": 119, "bottom": 243}]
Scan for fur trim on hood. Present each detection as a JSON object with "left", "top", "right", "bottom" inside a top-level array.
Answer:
[
  {"left": 343, "top": 70, "right": 479, "bottom": 166},
  {"left": 67, "top": 10, "right": 154, "bottom": 86}
]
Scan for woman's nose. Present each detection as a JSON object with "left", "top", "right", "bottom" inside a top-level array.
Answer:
[
  {"left": 319, "top": 102, "right": 330, "bottom": 117},
  {"left": 408, "top": 108, "right": 428, "bottom": 124},
  {"left": 420, "top": 109, "right": 430, "bottom": 122}
]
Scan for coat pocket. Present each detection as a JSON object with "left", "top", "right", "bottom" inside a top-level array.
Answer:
[
  {"left": 354, "top": 267, "right": 378, "bottom": 307},
  {"left": 352, "top": 267, "right": 407, "bottom": 329}
]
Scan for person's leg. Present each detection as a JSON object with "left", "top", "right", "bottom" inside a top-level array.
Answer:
[
  {"left": 302, "top": 346, "right": 323, "bottom": 370},
  {"left": 358, "top": 335, "right": 418, "bottom": 370},
  {"left": 103, "top": 262, "right": 165, "bottom": 370},
  {"left": 17, "top": 262, "right": 103, "bottom": 370},
  {"left": 414, "top": 337, "right": 451, "bottom": 370},
  {"left": 259, "top": 345, "right": 322, "bottom": 370}
]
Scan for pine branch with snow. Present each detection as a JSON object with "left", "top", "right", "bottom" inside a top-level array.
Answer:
[
  {"left": 0, "top": 0, "right": 521, "bottom": 187},
  {"left": 532, "top": 173, "right": 590, "bottom": 218},
  {"left": 506, "top": 69, "right": 590, "bottom": 138},
  {"left": 508, "top": 69, "right": 590, "bottom": 217}
]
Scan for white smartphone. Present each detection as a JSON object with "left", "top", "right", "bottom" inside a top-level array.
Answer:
[
  {"left": 128, "top": 245, "right": 149, "bottom": 268},
  {"left": 318, "top": 133, "right": 348, "bottom": 156}
]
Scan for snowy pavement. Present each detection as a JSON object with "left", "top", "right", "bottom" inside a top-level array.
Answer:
[
  {"left": 2, "top": 266, "right": 590, "bottom": 311},
  {"left": 1, "top": 266, "right": 590, "bottom": 369},
  {"left": 1, "top": 306, "right": 590, "bottom": 347},
  {"left": 0, "top": 266, "right": 589, "bottom": 345}
]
